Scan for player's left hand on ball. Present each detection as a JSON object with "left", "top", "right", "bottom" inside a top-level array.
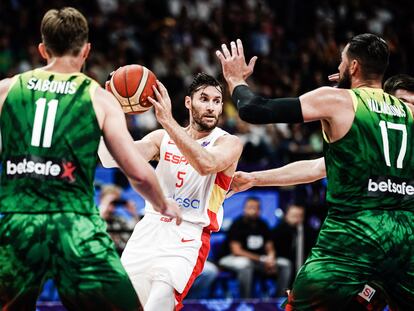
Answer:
[
  {"left": 104, "top": 71, "right": 115, "bottom": 91},
  {"left": 148, "top": 80, "right": 173, "bottom": 125}
]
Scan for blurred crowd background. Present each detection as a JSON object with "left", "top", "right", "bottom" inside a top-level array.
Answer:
[
  {"left": 1, "top": 0, "right": 413, "bottom": 302},
  {"left": 1, "top": 0, "right": 412, "bottom": 171}
]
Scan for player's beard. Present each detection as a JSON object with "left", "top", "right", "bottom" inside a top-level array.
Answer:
[
  {"left": 337, "top": 68, "right": 352, "bottom": 89},
  {"left": 191, "top": 108, "right": 219, "bottom": 132}
]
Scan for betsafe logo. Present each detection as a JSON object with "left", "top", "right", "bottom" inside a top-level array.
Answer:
[
  {"left": 6, "top": 155, "right": 76, "bottom": 183},
  {"left": 367, "top": 176, "right": 414, "bottom": 196}
]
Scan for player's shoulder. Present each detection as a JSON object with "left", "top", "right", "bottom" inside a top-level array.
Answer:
[
  {"left": 215, "top": 128, "right": 242, "bottom": 146},
  {"left": 313, "top": 86, "right": 349, "bottom": 97},
  {"left": 312, "top": 86, "right": 353, "bottom": 105},
  {"left": 92, "top": 84, "right": 120, "bottom": 109},
  {"left": 0, "top": 76, "right": 19, "bottom": 110},
  {"left": 140, "top": 129, "right": 166, "bottom": 147},
  {"left": 0, "top": 77, "right": 13, "bottom": 93}
]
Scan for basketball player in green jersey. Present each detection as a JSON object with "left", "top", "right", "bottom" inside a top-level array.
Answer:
[
  {"left": 217, "top": 35, "right": 414, "bottom": 310},
  {"left": 228, "top": 74, "right": 414, "bottom": 195},
  {"left": 0, "top": 7, "right": 181, "bottom": 311}
]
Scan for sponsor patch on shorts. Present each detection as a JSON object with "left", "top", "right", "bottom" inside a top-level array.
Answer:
[{"left": 358, "top": 284, "right": 376, "bottom": 302}]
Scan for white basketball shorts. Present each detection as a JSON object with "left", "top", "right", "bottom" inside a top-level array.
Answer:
[{"left": 121, "top": 213, "right": 210, "bottom": 307}]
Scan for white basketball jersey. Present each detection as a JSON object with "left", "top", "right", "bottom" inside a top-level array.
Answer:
[{"left": 145, "top": 127, "right": 231, "bottom": 231}]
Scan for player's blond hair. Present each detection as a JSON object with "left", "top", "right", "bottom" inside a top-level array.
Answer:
[{"left": 41, "top": 7, "right": 88, "bottom": 56}]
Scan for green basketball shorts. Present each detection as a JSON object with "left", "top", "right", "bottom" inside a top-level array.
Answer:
[
  {"left": 285, "top": 209, "right": 414, "bottom": 310},
  {"left": 0, "top": 212, "right": 141, "bottom": 311}
]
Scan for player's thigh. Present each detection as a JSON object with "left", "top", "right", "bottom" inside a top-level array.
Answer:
[
  {"left": 51, "top": 213, "right": 140, "bottom": 311},
  {"left": 288, "top": 249, "right": 370, "bottom": 310},
  {"left": 0, "top": 213, "right": 48, "bottom": 310},
  {"left": 386, "top": 258, "right": 414, "bottom": 310}
]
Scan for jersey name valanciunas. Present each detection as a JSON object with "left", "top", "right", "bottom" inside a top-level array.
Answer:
[
  {"left": 0, "top": 69, "right": 101, "bottom": 214},
  {"left": 145, "top": 127, "right": 231, "bottom": 231},
  {"left": 324, "top": 88, "right": 414, "bottom": 212}
]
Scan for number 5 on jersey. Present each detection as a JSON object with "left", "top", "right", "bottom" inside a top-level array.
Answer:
[
  {"left": 31, "top": 98, "right": 59, "bottom": 148},
  {"left": 176, "top": 171, "right": 186, "bottom": 188}
]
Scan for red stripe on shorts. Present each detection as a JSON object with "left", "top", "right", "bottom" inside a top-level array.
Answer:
[{"left": 174, "top": 228, "right": 211, "bottom": 310}]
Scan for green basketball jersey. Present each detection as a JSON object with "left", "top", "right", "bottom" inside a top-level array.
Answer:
[
  {"left": 0, "top": 68, "right": 101, "bottom": 214},
  {"left": 324, "top": 88, "right": 414, "bottom": 212}
]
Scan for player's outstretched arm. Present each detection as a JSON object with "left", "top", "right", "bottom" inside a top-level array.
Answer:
[
  {"left": 93, "top": 87, "right": 182, "bottom": 224},
  {"left": 216, "top": 40, "right": 355, "bottom": 141},
  {"left": 148, "top": 80, "right": 243, "bottom": 175},
  {"left": 228, "top": 158, "right": 326, "bottom": 197}
]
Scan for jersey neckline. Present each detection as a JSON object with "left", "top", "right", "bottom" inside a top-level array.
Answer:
[{"left": 34, "top": 68, "right": 84, "bottom": 77}]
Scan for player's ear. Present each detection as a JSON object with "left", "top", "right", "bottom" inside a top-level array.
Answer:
[
  {"left": 38, "top": 43, "right": 49, "bottom": 60},
  {"left": 81, "top": 43, "right": 91, "bottom": 60},
  {"left": 349, "top": 59, "right": 358, "bottom": 76},
  {"left": 184, "top": 96, "right": 192, "bottom": 110}
]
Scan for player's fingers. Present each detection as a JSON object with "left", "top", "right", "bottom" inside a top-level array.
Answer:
[
  {"left": 233, "top": 171, "right": 244, "bottom": 179},
  {"left": 230, "top": 41, "right": 237, "bottom": 57},
  {"left": 236, "top": 39, "right": 244, "bottom": 58},
  {"left": 248, "top": 56, "right": 258, "bottom": 70},
  {"left": 156, "top": 80, "right": 168, "bottom": 96},
  {"left": 216, "top": 50, "right": 226, "bottom": 63},
  {"left": 328, "top": 73, "right": 340, "bottom": 81},
  {"left": 152, "top": 85, "right": 163, "bottom": 102},
  {"left": 176, "top": 215, "right": 182, "bottom": 226},
  {"left": 221, "top": 43, "right": 231, "bottom": 58},
  {"left": 148, "top": 96, "right": 161, "bottom": 109}
]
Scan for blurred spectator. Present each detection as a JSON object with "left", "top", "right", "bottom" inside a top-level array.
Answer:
[
  {"left": 98, "top": 185, "right": 140, "bottom": 254},
  {"left": 219, "top": 197, "right": 291, "bottom": 298},
  {"left": 272, "top": 203, "right": 319, "bottom": 287},
  {"left": 186, "top": 261, "right": 219, "bottom": 299}
]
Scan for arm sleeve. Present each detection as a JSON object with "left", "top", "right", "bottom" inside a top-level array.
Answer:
[{"left": 232, "top": 85, "right": 304, "bottom": 124}]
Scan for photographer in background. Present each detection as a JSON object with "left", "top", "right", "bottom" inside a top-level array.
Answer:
[{"left": 99, "top": 185, "right": 140, "bottom": 254}]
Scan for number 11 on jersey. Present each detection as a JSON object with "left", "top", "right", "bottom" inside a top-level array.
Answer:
[{"left": 31, "top": 98, "right": 59, "bottom": 148}]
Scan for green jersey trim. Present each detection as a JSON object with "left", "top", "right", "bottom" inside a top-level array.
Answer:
[
  {"left": 34, "top": 68, "right": 84, "bottom": 78},
  {"left": 348, "top": 89, "right": 358, "bottom": 112}
]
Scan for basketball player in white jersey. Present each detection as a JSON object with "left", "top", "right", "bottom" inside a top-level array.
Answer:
[{"left": 99, "top": 73, "right": 243, "bottom": 310}]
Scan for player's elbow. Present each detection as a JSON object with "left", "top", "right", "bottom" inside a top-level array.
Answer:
[
  {"left": 128, "top": 174, "right": 149, "bottom": 188},
  {"left": 195, "top": 165, "right": 213, "bottom": 176}
]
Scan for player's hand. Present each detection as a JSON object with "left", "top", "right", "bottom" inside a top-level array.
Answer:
[
  {"left": 265, "top": 261, "right": 277, "bottom": 274},
  {"left": 161, "top": 198, "right": 182, "bottom": 225},
  {"left": 148, "top": 80, "right": 174, "bottom": 126},
  {"left": 105, "top": 71, "right": 115, "bottom": 91},
  {"left": 216, "top": 39, "right": 257, "bottom": 90},
  {"left": 328, "top": 73, "right": 339, "bottom": 86},
  {"left": 226, "top": 171, "right": 255, "bottom": 198}
]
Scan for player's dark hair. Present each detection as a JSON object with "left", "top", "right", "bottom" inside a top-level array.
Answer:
[
  {"left": 383, "top": 74, "right": 414, "bottom": 95},
  {"left": 346, "top": 33, "right": 389, "bottom": 79},
  {"left": 188, "top": 73, "right": 223, "bottom": 98},
  {"left": 41, "top": 7, "right": 89, "bottom": 57}
]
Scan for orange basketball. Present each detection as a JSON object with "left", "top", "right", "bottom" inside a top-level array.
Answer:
[{"left": 106, "top": 64, "right": 157, "bottom": 114}]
